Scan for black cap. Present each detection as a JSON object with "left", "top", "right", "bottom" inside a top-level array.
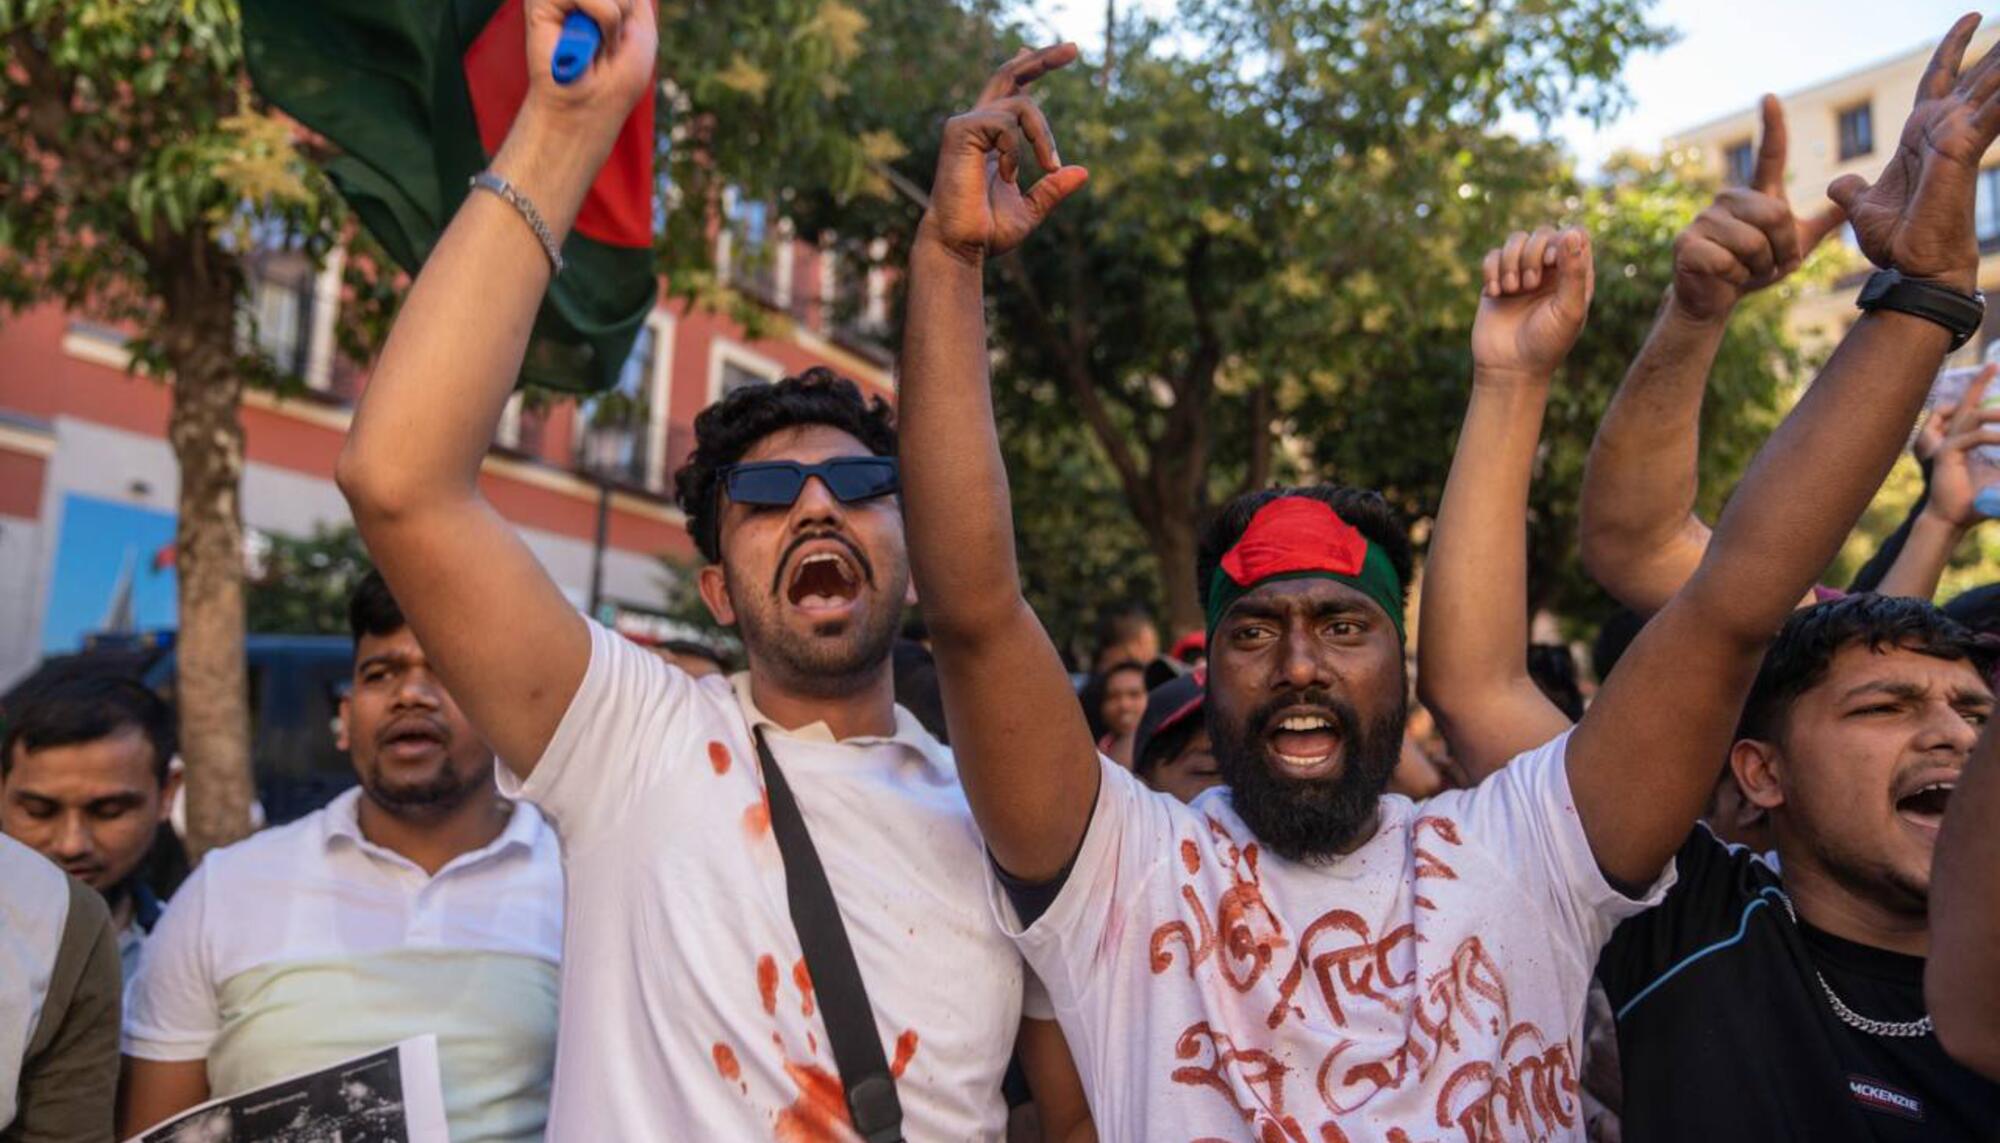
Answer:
[{"left": 1132, "top": 671, "right": 1205, "bottom": 776}]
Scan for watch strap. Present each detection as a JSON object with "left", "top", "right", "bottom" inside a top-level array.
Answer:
[{"left": 1855, "top": 269, "right": 1985, "bottom": 350}]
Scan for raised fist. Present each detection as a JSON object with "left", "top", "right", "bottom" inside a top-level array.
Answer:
[
  {"left": 1829, "top": 14, "right": 2000, "bottom": 293},
  {"left": 1473, "top": 225, "right": 1595, "bottom": 383},
  {"left": 920, "top": 44, "right": 1091, "bottom": 263},
  {"left": 523, "top": 0, "right": 657, "bottom": 128},
  {"left": 1673, "top": 96, "right": 1844, "bottom": 323}
]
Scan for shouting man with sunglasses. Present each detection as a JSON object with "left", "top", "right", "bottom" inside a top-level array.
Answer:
[{"left": 335, "top": 4, "right": 1087, "bottom": 1139}]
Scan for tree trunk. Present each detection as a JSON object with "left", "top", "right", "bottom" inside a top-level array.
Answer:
[
  {"left": 1149, "top": 507, "right": 1203, "bottom": 640},
  {"left": 1246, "top": 381, "right": 1274, "bottom": 493},
  {"left": 1103, "top": 0, "right": 1116, "bottom": 81},
  {"left": 159, "top": 239, "right": 255, "bottom": 861}
]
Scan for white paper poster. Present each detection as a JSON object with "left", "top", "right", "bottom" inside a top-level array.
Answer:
[{"left": 125, "top": 1034, "right": 449, "bottom": 1143}]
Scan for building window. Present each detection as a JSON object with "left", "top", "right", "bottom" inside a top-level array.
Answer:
[
  {"left": 1724, "top": 140, "right": 1755, "bottom": 187},
  {"left": 495, "top": 392, "right": 551, "bottom": 458},
  {"left": 244, "top": 271, "right": 304, "bottom": 368},
  {"left": 239, "top": 249, "right": 314, "bottom": 379},
  {"left": 720, "top": 361, "right": 768, "bottom": 394},
  {"left": 1837, "top": 102, "right": 1874, "bottom": 161},
  {"left": 711, "top": 341, "right": 782, "bottom": 405},
  {"left": 1978, "top": 166, "right": 2000, "bottom": 246},
  {"left": 722, "top": 192, "right": 782, "bottom": 306},
  {"left": 235, "top": 225, "right": 344, "bottom": 391},
  {"left": 575, "top": 321, "right": 657, "bottom": 489},
  {"left": 824, "top": 246, "right": 889, "bottom": 345}
]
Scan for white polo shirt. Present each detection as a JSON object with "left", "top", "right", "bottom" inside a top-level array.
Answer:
[
  {"left": 124, "top": 788, "right": 564, "bottom": 1143},
  {"left": 504, "top": 619, "right": 1038, "bottom": 1141}
]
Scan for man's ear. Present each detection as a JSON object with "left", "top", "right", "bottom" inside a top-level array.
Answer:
[
  {"left": 156, "top": 764, "right": 184, "bottom": 824},
  {"left": 1730, "top": 737, "right": 1788, "bottom": 812},
  {"left": 336, "top": 695, "right": 353, "bottom": 753},
  {"left": 698, "top": 564, "right": 738, "bottom": 627},
  {"left": 904, "top": 572, "right": 919, "bottom": 609}
]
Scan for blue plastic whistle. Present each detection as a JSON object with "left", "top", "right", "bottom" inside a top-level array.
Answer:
[{"left": 552, "top": 11, "right": 602, "bottom": 85}]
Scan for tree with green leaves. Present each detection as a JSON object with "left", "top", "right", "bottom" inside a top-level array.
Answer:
[
  {"left": 780, "top": 1, "right": 1817, "bottom": 651},
  {"left": 0, "top": 0, "right": 978, "bottom": 853},
  {"left": 969, "top": 1, "right": 1680, "bottom": 635},
  {"left": 1, "top": 0, "right": 343, "bottom": 856},
  {"left": 246, "top": 524, "right": 374, "bottom": 636},
  {"left": 803, "top": 3, "right": 1695, "bottom": 635},
  {"left": 983, "top": 147, "right": 1816, "bottom": 648}
]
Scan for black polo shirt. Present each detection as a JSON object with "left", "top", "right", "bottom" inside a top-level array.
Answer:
[{"left": 1598, "top": 828, "right": 1999, "bottom": 1142}]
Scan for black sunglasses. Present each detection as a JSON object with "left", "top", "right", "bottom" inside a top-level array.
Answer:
[{"left": 718, "top": 456, "right": 900, "bottom": 508}]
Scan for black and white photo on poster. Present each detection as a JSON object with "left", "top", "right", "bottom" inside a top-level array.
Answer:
[{"left": 126, "top": 1035, "right": 448, "bottom": 1143}]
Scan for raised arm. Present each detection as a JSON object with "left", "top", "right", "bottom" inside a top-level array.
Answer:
[
  {"left": 1417, "top": 225, "right": 1592, "bottom": 780},
  {"left": 1929, "top": 707, "right": 2000, "bottom": 1079},
  {"left": 1874, "top": 367, "right": 2000, "bottom": 599},
  {"left": 899, "top": 46, "right": 1095, "bottom": 880},
  {"left": 334, "top": 0, "right": 655, "bottom": 775},
  {"left": 1579, "top": 97, "right": 1843, "bottom": 614},
  {"left": 1570, "top": 13, "right": 2000, "bottom": 889}
]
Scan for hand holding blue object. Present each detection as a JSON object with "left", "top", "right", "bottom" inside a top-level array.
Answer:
[{"left": 552, "top": 11, "right": 602, "bottom": 85}]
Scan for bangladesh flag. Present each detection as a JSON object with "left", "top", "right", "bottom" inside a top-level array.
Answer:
[{"left": 240, "top": 0, "right": 657, "bottom": 393}]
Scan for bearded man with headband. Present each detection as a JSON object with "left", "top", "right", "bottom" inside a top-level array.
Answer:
[{"left": 893, "top": 23, "right": 2000, "bottom": 1138}]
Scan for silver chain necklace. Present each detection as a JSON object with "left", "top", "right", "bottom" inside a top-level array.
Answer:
[{"left": 1777, "top": 892, "right": 1934, "bottom": 1039}]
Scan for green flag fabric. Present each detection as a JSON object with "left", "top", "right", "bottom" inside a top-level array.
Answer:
[{"left": 241, "top": 0, "right": 657, "bottom": 393}]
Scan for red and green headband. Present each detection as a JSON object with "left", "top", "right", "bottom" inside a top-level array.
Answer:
[{"left": 1204, "top": 497, "right": 1406, "bottom": 641}]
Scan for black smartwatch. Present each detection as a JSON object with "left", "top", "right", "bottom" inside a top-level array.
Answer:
[{"left": 1855, "top": 269, "right": 1986, "bottom": 350}]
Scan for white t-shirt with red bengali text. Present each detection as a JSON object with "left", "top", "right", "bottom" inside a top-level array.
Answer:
[{"left": 994, "top": 730, "right": 1670, "bottom": 1143}]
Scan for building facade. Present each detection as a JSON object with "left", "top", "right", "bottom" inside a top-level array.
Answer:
[
  {"left": 0, "top": 212, "right": 894, "bottom": 688},
  {"left": 1665, "top": 28, "right": 2000, "bottom": 358}
]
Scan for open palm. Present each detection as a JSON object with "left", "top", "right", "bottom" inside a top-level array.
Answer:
[{"left": 1831, "top": 14, "right": 2000, "bottom": 286}]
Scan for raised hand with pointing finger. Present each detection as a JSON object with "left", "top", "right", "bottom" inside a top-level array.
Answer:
[
  {"left": 1672, "top": 96, "right": 1845, "bottom": 323},
  {"left": 1585, "top": 94, "right": 1845, "bottom": 616}
]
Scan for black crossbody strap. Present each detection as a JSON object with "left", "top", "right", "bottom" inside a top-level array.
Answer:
[{"left": 752, "top": 728, "right": 905, "bottom": 1143}]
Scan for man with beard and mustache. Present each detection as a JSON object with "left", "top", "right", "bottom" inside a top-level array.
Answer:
[
  {"left": 895, "top": 20, "right": 2000, "bottom": 1138},
  {"left": 119, "top": 572, "right": 564, "bottom": 1142},
  {"left": 332, "top": 5, "right": 1087, "bottom": 1138}
]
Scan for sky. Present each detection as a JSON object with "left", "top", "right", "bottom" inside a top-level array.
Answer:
[{"left": 1035, "top": 0, "right": 1991, "bottom": 173}]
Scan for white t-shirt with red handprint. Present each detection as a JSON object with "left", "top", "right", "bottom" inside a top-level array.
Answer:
[{"left": 506, "top": 620, "right": 1041, "bottom": 1141}]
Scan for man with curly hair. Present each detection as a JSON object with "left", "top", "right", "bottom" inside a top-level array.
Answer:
[{"left": 334, "top": 4, "right": 1085, "bottom": 1138}]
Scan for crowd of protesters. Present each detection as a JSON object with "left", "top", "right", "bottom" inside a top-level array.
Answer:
[{"left": 8, "top": 4, "right": 2000, "bottom": 1141}]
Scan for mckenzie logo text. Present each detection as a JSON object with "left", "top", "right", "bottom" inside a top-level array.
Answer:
[{"left": 1847, "top": 1076, "right": 1924, "bottom": 1122}]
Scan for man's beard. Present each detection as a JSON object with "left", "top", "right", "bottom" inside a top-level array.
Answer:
[
  {"left": 1211, "top": 687, "right": 1406, "bottom": 863},
  {"left": 728, "top": 560, "right": 904, "bottom": 697},
  {"left": 359, "top": 756, "right": 484, "bottom": 818}
]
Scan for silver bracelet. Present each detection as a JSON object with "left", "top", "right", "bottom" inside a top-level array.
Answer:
[{"left": 469, "top": 171, "right": 565, "bottom": 275}]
